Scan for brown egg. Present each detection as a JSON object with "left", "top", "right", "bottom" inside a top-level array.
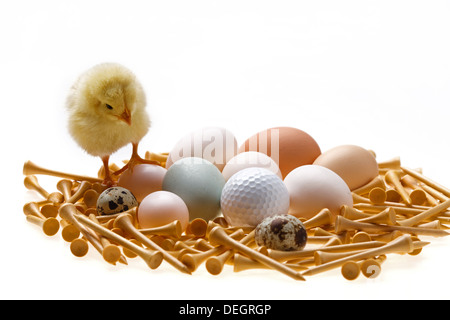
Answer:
[
  {"left": 117, "top": 164, "right": 167, "bottom": 202},
  {"left": 313, "top": 144, "right": 379, "bottom": 191},
  {"left": 239, "top": 127, "right": 321, "bottom": 178}
]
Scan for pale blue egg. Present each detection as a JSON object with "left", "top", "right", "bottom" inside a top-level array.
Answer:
[{"left": 162, "top": 157, "right": 225, "bottom": 221}]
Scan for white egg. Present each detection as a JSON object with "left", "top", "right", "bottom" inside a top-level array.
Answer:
[
  {"left": 222, "top": 151, "right": 282, "bottom": 181},
  {"left": 165, "top": 127, "right": 238, "bottom": 172},
  {"left": 283, "top": 165, "right": 353, "bottom": 220}
]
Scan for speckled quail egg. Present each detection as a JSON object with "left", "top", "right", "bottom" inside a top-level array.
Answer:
[
  {"left": 255, "top": 214, "right": 307, "bottom": 251},
  {"left": 97, "top": 187, "right": 138, "bottom": 215}
]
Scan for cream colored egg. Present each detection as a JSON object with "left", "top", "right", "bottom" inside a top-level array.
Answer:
[
  {"left": 222, "top": 151, "right": 282, "bottom": 181},
  {"left": 165, "top": 127, "right": 238, "bottom": 172},
  {"left": 283, "top": 165, "right": 353, "bottom": 220},
  {"left": 313, "top": 144, "right": 378, "bottom": 191}
]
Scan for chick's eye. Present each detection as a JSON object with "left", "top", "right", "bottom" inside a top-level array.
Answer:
[{"left": 105, "top": 104, "right": 113, "bottom": 110}]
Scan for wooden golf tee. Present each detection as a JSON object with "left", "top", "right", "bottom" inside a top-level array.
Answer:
[
  {"left": 66, "top": 181, "right": 92, "bottom": 204},
  {"left": 421, "top": 184, "right": 449, "bottom": 203},
  {"left": 139, "top": 220, "right": 182, "bottom": 239},
  {"left": 46, "top": 192, "right": 64, "bottom": 205},
  {"left": 353, "top": 202, "right": 448, "bottom": 217},
  {"left": 360, "top": 255, "right": 386, "bottom": 278},
  {"left": 83, "top": 189, "right": 99, "bottom": 208},
  {"left": 60, "top": 219, "right": 80, "bottom": 242},
  {"left": 385, "top": 170, "right": 412, "bottom": 205},
  {"left": 396, "top": 198, "right": 450, "bottom": 227},
  {"left": 341, "top": 254, "right": 387, "bottom": 280},
  {"left": 181, "top": 229, "right": 244, "bottom": 272},
  {"left": 56, "top": 179, "right": 73, "bottom": 202},
  {"left": 70, "top": 238, "right": 89, "bottom": 257},
  {"left": 24, "top": 175, "right": 50, "bottom": 199},
  {"left": 23, "top": 202, "right": 60, "bottom": 236},
  {"left": 355, "top": 207, "right": 397, "bottom": 226},
  {"left": 408, "top": 188, "right": 428, "bottom": 206},
  {"left": 59, "top": 204, "right": 110, "bottom": 261},
  {"left": 302, "top": 234, "right": 416, "bottom": 276},
  {"left": 352, "top": 193, "right": 371, "bottom": 204},
  {"left": 182, "top": 244, "right": 228, "bottom": 273},
  {"left": 314, "top": 249, "right": 367, "bottom": 265},
  {"left": 113, "top": 214, "right": 192, "bottom": 275},
  {"left": 352, "top": 176, "right": 386, "bottom": 195},
  {"left": 401, "top": 167, "right": 450, "bottom": 198},
  {"left": 145, "top": 151, "right": 168, "bottom": 163},
  {"left": 302, "top": 208, "right": 334, "bottom": 229},
  {"left": 233, "top": 253, "right": 308, "bottom": 273},
  {"left": 70, "top": 209, "right": 163, "bottom": 269},
  {"left": 23, "top": 160, "right": 103, "bottom": 183},
  {"left": 268, "top": 241, "right": 385, "bottom": 262},
  {"left": 23, "top": 202, "right": 47, "bottom": 220},
  {"left": 369, "top": 187, "right": 387, "bottom": 205},
  {"left": 341, "top": 261, "right": 360, "bottom": 280},
  {"left": 352, "top": 232, "right": 372, "bottom": 243},
  {"left": 186, "top": 218, "right": 208, "bottom": 237},
  {"left": 209, "top": 226, "right": 305, "bottom": 281},
  {"left": 378, "top": 157, "right": 401, "bottom": 170},
  {"left": 26, "top": 215, "right": 59, "bottom": 236},
  {"left": 341, "top": 205, "right": 372, "bottom": 220},
  {"left": 401, "top": 175, "right": 437, "bottom": 205},
  {"left": 335, "top": 216, "right": 449, "bottom": 237},
  {"left": 89, "top": 214, "right": 127, "bottom": 265},
  {"left": 205, "top": 230, "right": 255, "bottom": 276}
]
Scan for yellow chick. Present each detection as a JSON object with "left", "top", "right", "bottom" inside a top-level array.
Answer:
[{"left": 66, "top": 63, "right": 156, "bottom": 186}]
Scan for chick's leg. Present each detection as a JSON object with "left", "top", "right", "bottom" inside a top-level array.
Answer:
[
  {"left": 101, "top": 156, "right": 117, "bottom": 187},
  {"left": 113, "top": 142, "right": 159, "bottom": 176}
]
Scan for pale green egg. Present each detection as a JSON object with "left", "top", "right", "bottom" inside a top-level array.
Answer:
[{"left": 162, "top": 157, "right": 225, "bottom": 221}]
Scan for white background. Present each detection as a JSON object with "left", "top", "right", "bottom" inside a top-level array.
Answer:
[{"left": 2, "top": 0, "right": 450, "bottom": 299}]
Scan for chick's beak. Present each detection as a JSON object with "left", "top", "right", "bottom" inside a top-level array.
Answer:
[{"left": 119, "top": 107, "right": 132, "bottom": 126}]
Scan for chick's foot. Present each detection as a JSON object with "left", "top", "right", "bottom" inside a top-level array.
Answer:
[
  {"left": 112, "top": 143, "right": 159, "bottom": 176},
  {"left": 102, "top": 178, "right": 118, "bottom": 187},
  {"left": 101, "top": 156, "right": 118, "bottom": 187}
]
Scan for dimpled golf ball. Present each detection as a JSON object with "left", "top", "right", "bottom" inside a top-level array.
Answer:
[
  {"left": 255, "top": 214, "right": 307, "bottom": 251},
  {"left": 221, "top": 167, "right": 290, "bottom": 227}
]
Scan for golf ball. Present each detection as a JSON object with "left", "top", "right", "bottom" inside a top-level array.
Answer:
[{"left": 220, "top": 167, "right": 290, "bottom": 227}]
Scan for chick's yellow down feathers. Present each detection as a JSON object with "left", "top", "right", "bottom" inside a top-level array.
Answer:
[{"left": 66, "top": 63, "right": 155, "bottom": 185}]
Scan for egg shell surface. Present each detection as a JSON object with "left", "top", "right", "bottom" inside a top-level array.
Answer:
[
  {"left": 137, "top": 191, "right": 189, "bottom": 231},
  {"left": 255, "top": 214, "right": 307, "bottom": 251},
  {"left": 117, "top": 164, "right": 167, "bottom": 202},
  {"left": 96, "top": 187, "right": 138, "bottom": 215},
  {"left": 222, "top": 151, "right": 282, "bottom": 181},
  {"left": 165, "top": 127, "right": 238, "bottom": 172},
  {"left": 239, "top": 126, "right": 321, "bottom": 179},
  {"left": 283, "top": 165, "right": 353, "bottom": 219},
  {"left": 313, "top": 144, "right": 379, "bottom": 191},
  {"left": 162, "top": 157, "right": 225, "bottom": 221}
]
